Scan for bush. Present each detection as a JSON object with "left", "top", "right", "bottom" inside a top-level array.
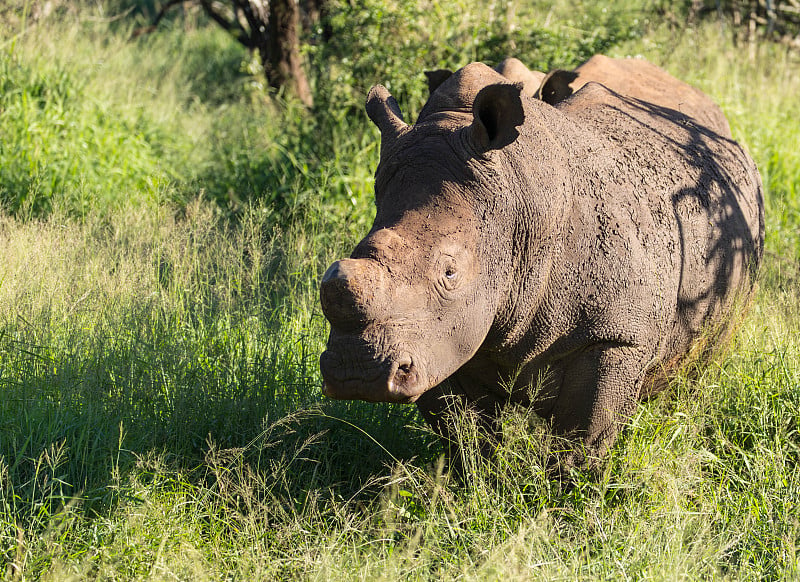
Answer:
[
  {"left": 0, "top": 0, "right": 656, "bottom": 221},
  {"left": 310, "top": 0, "right": 650, "bottom": 122}
]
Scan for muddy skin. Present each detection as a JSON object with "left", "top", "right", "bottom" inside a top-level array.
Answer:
[
  {"left": 535, "top": 54, "right": 733, "bottom": 138},
  {"left": 319, "top": 58, "right": 764, "bottom": 472},
  {"left": 426, "top": 57, "right": 546, "bottom": 100}
]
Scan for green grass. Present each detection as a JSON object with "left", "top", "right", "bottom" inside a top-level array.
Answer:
[{"left": 1, "top": 1, "right": 799, "bottom": 579}]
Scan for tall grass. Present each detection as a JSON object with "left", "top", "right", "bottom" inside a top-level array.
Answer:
[{"left": 1, "top": 2, "right": 799, "bottom": 580}]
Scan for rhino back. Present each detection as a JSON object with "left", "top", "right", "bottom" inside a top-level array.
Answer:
[{"left": 538, "top": 55, "right": 733, "bottom": 139}]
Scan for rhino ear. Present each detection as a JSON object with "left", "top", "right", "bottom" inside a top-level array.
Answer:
[
  {"left": 366, "top": 85, "right": 408, "bottom": 141},
  {"left": 469, "top": 83, "right": 525, "bottom": 151},
  {"left": 535, "top": 69, "right": 579, "bottom": 105},
  {"left": 424, "top": 69, "right": 453, "bottom": 95}
]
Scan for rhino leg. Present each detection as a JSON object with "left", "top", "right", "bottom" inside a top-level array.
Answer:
[
  {"left": 550, "top": 344, "right": 651, "bottom": 469},
  {"left": 415, "top": 382, "right": 501, "bottom": 478}
]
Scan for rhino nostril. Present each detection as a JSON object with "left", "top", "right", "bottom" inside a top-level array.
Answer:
[{"left": 389, "top": 358, "right": 419, "bottom": 397}]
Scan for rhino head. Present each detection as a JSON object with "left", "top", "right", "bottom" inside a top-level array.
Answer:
[{"left": 319, "top": 65, "right": 529, "bottom": 403}]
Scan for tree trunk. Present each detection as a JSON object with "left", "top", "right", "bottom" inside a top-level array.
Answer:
[
  {"left": 150, "top": 0, "right": 315, "bottom": 106},
  {"left": 264, "top": 0, "right": 313, "bottom": 108}
]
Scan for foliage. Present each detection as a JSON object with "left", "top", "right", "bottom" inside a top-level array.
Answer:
[
  {"left": 310, "top": 0, "right": 650, "bottom": 122},
  {"left": 0, "top": 18, "right": 376, "bottom": 225},
  {"left": 695, "top": 0, "right": 800, "bottom": 44},
  {"left": 0, "top": 0, "right": 657, "bottom": 221}
]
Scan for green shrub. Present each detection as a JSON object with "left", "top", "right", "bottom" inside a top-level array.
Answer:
[{"left": 310, "top": 0, "right": 651, "bottom": 122}]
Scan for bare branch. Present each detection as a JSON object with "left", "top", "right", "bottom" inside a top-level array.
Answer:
[
  {"left": 200, "top": 0, "right": 255, "bottom": 48},
  {"left": 233, "top": 0, "right": 269, "bottom": 38},
  {"left": 153, "top": 0, "right": 188, "bottom": 27},
  {"left": 130, "top": 0, "right": 186, "bottom": 39}
]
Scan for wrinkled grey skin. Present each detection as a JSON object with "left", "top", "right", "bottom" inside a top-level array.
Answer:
[
  {"left": 429, "top": 55, "right": 731, "bottom": 138},
  {"left": 319, "top": 60, "right": 764, "bottom": 468}
]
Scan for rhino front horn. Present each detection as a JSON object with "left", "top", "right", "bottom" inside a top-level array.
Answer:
[
  {"left": 320, "top": 258, "right": 386, "bottom": 332},
  {"left": 366, "top": 85, "right": 409, "bottom": 142}
]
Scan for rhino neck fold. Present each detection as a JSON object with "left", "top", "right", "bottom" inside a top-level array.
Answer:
[{"left": 482, "top": 111, "right": 577, "bottom": 356}]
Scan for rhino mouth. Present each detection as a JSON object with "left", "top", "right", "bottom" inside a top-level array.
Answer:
[{"left": 320, "top": 348, "right": 426, "bottom": 403}]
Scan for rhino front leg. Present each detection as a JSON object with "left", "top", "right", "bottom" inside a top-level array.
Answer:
[
  {"left": 415, "top": 382, "right": 502, "bottom": 478},
  {"left": 550, "top": 344, "right": 652, "bottom": 469}
]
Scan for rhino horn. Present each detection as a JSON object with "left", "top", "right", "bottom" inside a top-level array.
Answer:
[
  {"left": 366, "top": 85, "right": 408, "bottom": 143},
  {"left": 469, "top": 82, "right": 525, "bottom": 151},
  {"left": 320, "top": 258, "right": 387, "bottom": 332}
]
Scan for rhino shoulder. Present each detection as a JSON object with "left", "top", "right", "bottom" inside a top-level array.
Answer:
[{"left": 553, "top": 81, "right": 626, "bottom": 115}]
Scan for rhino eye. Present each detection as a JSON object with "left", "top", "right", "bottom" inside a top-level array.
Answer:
[
  {"left": 439, "top": 253, "right": 463, "bottom": 291},
  {"left": 442, "top": 264, "right": 460, "bottom": 291}
]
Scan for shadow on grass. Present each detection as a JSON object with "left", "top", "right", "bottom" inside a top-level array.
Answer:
[{"left": 0, "top": 317, "right": 439, "bottom": 536}]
